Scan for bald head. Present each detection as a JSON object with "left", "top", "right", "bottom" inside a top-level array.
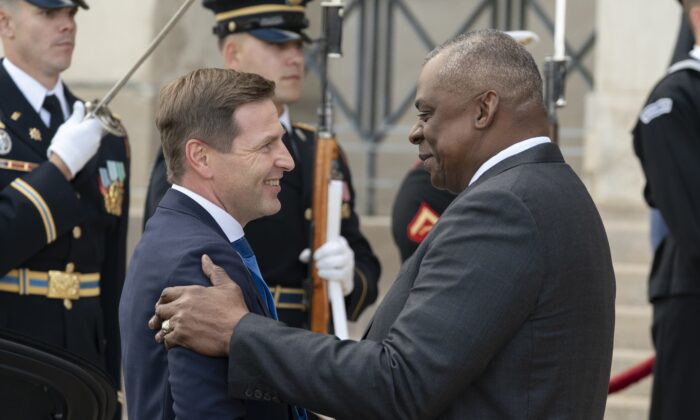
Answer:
[{"left": 425, "top": 29, "right": 545, "bottom": 115}]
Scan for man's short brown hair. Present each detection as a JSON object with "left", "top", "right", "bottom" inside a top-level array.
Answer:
[{"left": 155, "top": 68, "right": 275, "bottom": 183}]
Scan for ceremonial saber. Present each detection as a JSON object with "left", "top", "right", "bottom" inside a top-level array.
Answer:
[{"left": 86, "top": 0, "right": 197, "bottom": 135}]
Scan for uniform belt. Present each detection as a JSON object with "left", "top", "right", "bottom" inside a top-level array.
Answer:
[
  {"left": 0, "top": 268, "right": 100, "bottom": 300},
  {"left": 269, "top": 286, "right": 307, "bottom": 311}
]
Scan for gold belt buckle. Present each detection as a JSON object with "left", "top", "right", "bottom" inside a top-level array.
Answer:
[{"left": 48, "top": 264, "right": 80, "bottom": 309}]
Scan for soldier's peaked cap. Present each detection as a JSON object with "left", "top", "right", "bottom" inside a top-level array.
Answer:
[
  {"left": 202, "top": 0, "right": 313, "bottom": 43},
  {"left": 25, "top": 0, "right": 88, "bottom": 9}
]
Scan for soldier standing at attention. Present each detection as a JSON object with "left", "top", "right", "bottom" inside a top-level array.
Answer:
[
  {"left": 143, "top": 0, "right": 380, "bottom": 328},
  {"left": 0, "top": 0, "right": 130, "bottom": 417},
  {"left": 633, "top": 0, "right": 700, "bottom": 418}
]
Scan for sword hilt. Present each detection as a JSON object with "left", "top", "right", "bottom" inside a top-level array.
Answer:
[{"left": 85, "top": 101, "right": 126, "bottom": 137}]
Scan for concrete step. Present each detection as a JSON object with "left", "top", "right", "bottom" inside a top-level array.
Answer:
[
  {"left": 614, "top": 262, "right": 649, "bottom": 306},
  {"left": 602, "top": 219, "right": 651, "bottom": 266},
  {"left": 614, "top": 305, "right": 653, "bottom": 352},
  {"left": 605, "top": 394, "right": 650, "bottom": 420}
]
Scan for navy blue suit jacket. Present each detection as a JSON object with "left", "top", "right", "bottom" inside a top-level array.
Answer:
[{"left": 120, "top": 189, "right": 290, "bottom": 419}]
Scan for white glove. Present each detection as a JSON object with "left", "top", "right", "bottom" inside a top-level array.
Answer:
[
  {"left": 298, "top": 237, "right": 355, "bottom": 296},
  {"left": 47, "top": 101, "right": 103, "bottom": 177}
]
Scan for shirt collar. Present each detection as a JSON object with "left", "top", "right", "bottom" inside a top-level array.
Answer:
[
  {"left": 171, "top": 184, "right": 245, "bottom": 243},
  {"left": 279, "top": 105, "right": 292, "bottom": 133},
  {"left": 469, "top": 136, "right": 551, "bottom": 186},
  {"left": 2, "top": 58, "right": 69, "bottom": 119},
  {"left": 690, "top": 45, "right": 700, "bottom": 61}
]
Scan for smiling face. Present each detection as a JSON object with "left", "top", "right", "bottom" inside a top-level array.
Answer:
[
  {"left": 209, "top": 99, "right": 294, "bottom": 225},
  {"left": 223, "top": 34, "right": 304, "bottom": 107},
  {"left": 0, "top": 2, "right": 77, "bottom": 88},
  {"left": 409, "top": 53, "right": 487, "bottom": 194}
]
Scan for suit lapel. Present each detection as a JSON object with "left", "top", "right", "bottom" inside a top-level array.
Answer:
[
  {"left": 158, "top": 189, "right": 270, "bottom": 315},
  {"left": 0, "top": 59, "right": 52, "bottom": 158},
  {"left": 468, "top": 142, "right": 565, "bottom": 191}
]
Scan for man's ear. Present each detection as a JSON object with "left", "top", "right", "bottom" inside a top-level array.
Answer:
[
  {"left": 0, "top": 9, "right": 16, "bottom": 39},
  {"left": 184, "top": 139, "right": 214, "bottom": 179},
  {"left": 475, "top": 90, "right": 499, "bottom": 129},
  {"left": 222, "top": 36, "right": 242, "bottom": 71}
]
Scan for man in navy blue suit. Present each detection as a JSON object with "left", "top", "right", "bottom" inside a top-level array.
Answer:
[{"left": 119, "top": 68, "right": 301, "bottom": 419}]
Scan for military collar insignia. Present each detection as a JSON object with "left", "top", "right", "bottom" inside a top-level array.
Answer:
[
  {"left": 10, "top": 112, "right": 21, "bottom": 121},
  {"left": 98, "top": 160, "right": 127, "bottom": 216},
  {"left": 0, "top": 128, "right": 12, "bottom": 155},
  {"left": 29, "top": 127, "right": 42, "bottom": 141}
]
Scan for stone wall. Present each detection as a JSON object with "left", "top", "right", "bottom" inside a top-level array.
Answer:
[{"left": 583, "top": 0, "right": 681, "bottom": 206}]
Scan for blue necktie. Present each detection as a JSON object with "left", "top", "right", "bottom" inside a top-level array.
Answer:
[
  {"left": 231, "top": 237, "right": 307, "bottom": 420},
  {"left": 231, "top": 237, "right": 278, "bottom": 320}
]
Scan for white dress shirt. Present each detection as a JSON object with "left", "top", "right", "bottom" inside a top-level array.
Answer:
[
  {"left": 3, "top": 58, "right": 69, "bottom": 127},
  {"left": 690, "top": 45, "right": 700, "bottom": 61},
  {"left": 279, "top": 105, "right": 292, "bottom": 133},
  {"left": 469, "top": 136, "right": 551, "bottom": 186},
  {"left": 171, "top": 184, "right": 244, "bottom": 243}
]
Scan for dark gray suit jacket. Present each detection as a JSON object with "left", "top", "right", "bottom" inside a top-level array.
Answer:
[{"left": 227, "top": 143, "right": 616, "bottom": 420}]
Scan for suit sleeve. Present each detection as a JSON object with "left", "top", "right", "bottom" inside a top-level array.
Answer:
[
  {"left": 227, "top": 188, "right": 541, "bottom": 419},
  {"left": 634, "top": 87, "right": 700, "bottom": 258},
  {"left": 167, "top": 244, "right": 248, "bottom": 419},
  {"left": 336, "top": 147, "right": 381, "bottom": 320},
  {"left": 0, "top": 162, "right": 81, "bottom": 275}
]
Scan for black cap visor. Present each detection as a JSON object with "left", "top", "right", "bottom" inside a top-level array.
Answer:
[
  {"left": 248, "top": 28, "right": 310, "bottom": 43},
  {"left": 25, "top": 0, "right": 89, "bottom": 10}
]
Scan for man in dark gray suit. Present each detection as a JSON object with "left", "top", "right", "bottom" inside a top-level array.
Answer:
[{"left": 151, "top": 29, "right": 616, "bottom": 419}]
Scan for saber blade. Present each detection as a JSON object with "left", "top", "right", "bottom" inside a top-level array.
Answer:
[{"left": 88, "top": 0, "right": 197, "bottom": 117}]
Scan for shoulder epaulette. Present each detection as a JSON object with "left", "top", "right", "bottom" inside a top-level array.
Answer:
[{"left": 292, "top": 122, "right": 316, "bottom": 132}]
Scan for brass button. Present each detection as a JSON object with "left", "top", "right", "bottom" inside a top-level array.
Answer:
[
  {"left": 65, "top": 262, "right": 75, "bottom": 273},
  {"left": 304, "top": 208, "right": 312, "bottom": 221},
  {"left": 342, "top": 203, "right": 351, "bottom": 219},
  {"left": 72, "top": 226, "right": 82, "bottom": 239}
]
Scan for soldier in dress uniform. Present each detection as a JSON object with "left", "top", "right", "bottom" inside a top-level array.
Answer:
[
  {"left": 0, "top": 0, "right": 129, "bottom": 417},
  {"left": 143, "top": 0, "right": 380, "bottom": 328},
  {"left": 632, "top": 0, "right": 700, "bottom": 418}
]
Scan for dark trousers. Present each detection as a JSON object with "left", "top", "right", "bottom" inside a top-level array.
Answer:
[{"left": 650, "top": 295, "right": 700, "bottom": 420}]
